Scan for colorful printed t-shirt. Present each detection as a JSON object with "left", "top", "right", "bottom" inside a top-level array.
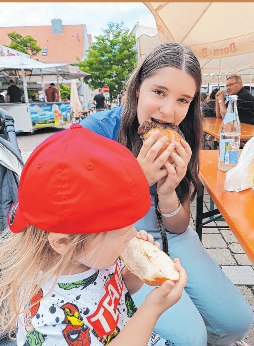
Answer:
[{"left": 17, "top": 259, "right": 167, "bottom": 346}]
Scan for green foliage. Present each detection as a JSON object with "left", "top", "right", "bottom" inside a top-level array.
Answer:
[
  {"left": 59, "top": 83, "right": 71, "bottom": 100},
  {"left": 7, "top": 31, "right": 41, "bottom": 57},
  {"left": 76, "top": 22, "right": 137, "bottom": 101}
]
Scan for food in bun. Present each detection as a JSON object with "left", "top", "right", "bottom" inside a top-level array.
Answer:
[
  {"left": 120, "top": 237, "right": 179, "bottom": 286},
  {"left": 137, "top": 119, "right": 184, "bottom": 164}
]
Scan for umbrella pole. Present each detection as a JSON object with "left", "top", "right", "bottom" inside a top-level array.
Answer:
[
  {"left": 41, "top": 71, "right": 46, "bottom": 102},
  {"left": 56, "top": 67, "right": 60, "bottom": 101},
  {"left": 21, "top": 68, "right": 29, "bottom": 104},
  {"left": 218, "top": 58, "right": 221, "bottom": 88}
]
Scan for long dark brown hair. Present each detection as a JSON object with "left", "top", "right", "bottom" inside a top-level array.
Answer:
[{"left": 117, "top": 41, "right": 203, "bottom": 203}]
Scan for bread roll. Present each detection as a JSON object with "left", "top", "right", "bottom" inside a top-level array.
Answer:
[
  {"left": 144, "top": 128, "right": 183, "bottom": 164},
  {"left": 120, "top": 237, "right": 179, "bottom": 286}
]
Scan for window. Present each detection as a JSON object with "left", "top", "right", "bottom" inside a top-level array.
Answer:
[{"left": 42, "top": 48, "right": 48, "bottom": 56}]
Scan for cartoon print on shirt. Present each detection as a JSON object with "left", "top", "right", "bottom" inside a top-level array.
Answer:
[
  {"left": 58, "top": 271, "right": 99, "bottom": 290},
  {"left": 125, "top": 292, "right": 137, "bottom": 318},
  {"left": 61, "top": 303, "right": 91, "bottom": 346},
  {"left": 18, "top": 260, "right": 164, "bottom": 346},
  {"left": 87, "top": 262, "right": 123, "bottom": 339},
  {"left": 23, "top": 288, "right": 46, "bottom": 346},
  {"left": 92, "top": 326, "right": 120, "bottom": 345}
]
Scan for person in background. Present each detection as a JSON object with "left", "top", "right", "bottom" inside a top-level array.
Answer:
[
  {"left": 202, "top": 88, "right": 220, "bottom": 149},
  {"left": 120, "top": 91, "right": 126, "bottom": 106},
  {"left": 116, "top": 90, "right": 125, "bottom": 107},
  {"left": 7, "top": 80, "right": 22, "bottom": 103},
  {"left": 203, "top": 88, "right": 219, "bottom": 118},
  {"left": 206, "top": 93, "right": 210, "bottom": 103},
  {"left": 93, "top": 88, "right": 108, "bottom": 112},
  {"left": 216, "top": 74, "right": 254, "bottom": 125},
  {"left": 0, "top": 125, "right": 187, "bottom": 346},
  {"left": 88, "top": 99, "right": 95, "bottom": 114},
  {"left": 200, "top": 92, "right": 207, "bottom": 116},
  {"left": 81, "top": 100, "right": 90, "bottom": 118},
  {"left": 51, "top": 83, "right": 60, "bottom": 102},
  {"left": 81, "top": 41, "right": 253, "bottom": 346},
  {"left": 45, "top": 83, "right": 54, "bottom": 102},
  {"left": 45, "top": 83, "right": 60, "bottom": 102}
]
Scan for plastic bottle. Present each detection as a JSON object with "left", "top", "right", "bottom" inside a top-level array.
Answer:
[{"left": 218, "top": 95, "right": 241, "bottom": 172}]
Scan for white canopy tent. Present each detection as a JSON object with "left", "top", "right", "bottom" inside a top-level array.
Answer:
[
  {"left": 143, "top": 2, "right": 254, "bottom": 86},
  {"left": 0, "top": 56, "right": 89, "bottom": 132},
  {"left": 131, "top": 22, "right": 161, "bottom": 64},
  {"left": 0, "top": 56, "right": 89, "bottom": 102}
]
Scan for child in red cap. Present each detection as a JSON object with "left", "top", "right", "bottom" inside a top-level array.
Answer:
[{"left": 0, "top": 124, "right": 187, "bottom": 346}]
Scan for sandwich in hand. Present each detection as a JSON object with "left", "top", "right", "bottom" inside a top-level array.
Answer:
[
  {"left": 137, "top": 119, "right": 184, "bottom": 164},
  {"left": 120, "top": 237, "right": 180, "bottom": 286}
]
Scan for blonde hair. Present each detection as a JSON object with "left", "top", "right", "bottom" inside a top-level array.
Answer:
[
  {"left": 0, "top": 225, "right": 100, "bottom": 335},
  {"left": 227, "top": 74, "right": 242, "bottom": 84}
]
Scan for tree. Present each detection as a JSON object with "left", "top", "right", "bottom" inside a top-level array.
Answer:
[
  {"left": 76, "top": 22, "right": 137, "bottom": 101},
  {"left": 59, "top": 83, "right": 71, "bottom": 100},
  {"left": 6, "top": 31, "right": 41, "bottom": 57}
]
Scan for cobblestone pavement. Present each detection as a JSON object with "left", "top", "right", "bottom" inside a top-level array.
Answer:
[
  {"left": 1, "top": 125, "right": 253, "bottom": 346},
  {"left": 190, "top": 195, "right": 254, "bottom": 346}
]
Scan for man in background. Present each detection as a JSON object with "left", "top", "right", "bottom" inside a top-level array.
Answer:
[
  {"left": 45, "top": 83, "right": 60, "bottom": 102},
  {"left": 93, "top": 88, "right": 108, "bottom": 112},
  {"left": 116, "top": 90, "right": 124, "bottom": 107},
  {"left": 7, "top": 80, "right": 22, "bottom": 103},
  {"left": 216, "top": 74, "right": 254, "bottom": 124}
]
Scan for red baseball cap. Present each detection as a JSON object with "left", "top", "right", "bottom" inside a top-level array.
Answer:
[{"left": 8, "top": 124, "right": 151, "bottom": 234}]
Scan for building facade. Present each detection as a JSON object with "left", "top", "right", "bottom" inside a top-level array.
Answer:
[{"left": 0, "top": 19, "right": 92, "bottom": 64}]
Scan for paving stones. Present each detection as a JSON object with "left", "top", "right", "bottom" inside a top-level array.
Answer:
[
  {"left": 207, "top": 248, "right": 237, "bottom": 266},
  {"left": 220, "top": 229, "right": 238, "bottom": 243},
  {"left": 190, "top": 187, "right": 254, "bottom": 344},
  {"left": 202, "top": 233, "right": 228, "bottom": 248},
  {"left": 229, "top": 243, "right": 246, "bottom": 254},
  {"left": 234, "top": 254, "right": 253, "bottom": 266},
  {"left": 222, "top": 266, "right": 254, "bottom": 285}
]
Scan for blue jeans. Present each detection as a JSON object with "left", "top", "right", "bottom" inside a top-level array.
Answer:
[{"left": 134, "top": 201, "right": 253, "bottom": 346}]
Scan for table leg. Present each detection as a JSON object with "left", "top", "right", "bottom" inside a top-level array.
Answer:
[{"left": 210, "top": 198, "right": 215, "bottom": 218}]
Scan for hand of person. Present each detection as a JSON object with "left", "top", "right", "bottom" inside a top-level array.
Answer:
[
  {"left": 216, "top": 90, "right": 225, "bottom": 102},
  {"left": 144, "top": 258, "right": 187, "bottom": 318},
  {"left": 136, "top": 230, "right": 160, "bottom": 249},
  {"left": 137, "top": 130, "right": 178, "bottom": 186},
  {"left": 156, "top": 138, "right": 192, "bottom": 196}
]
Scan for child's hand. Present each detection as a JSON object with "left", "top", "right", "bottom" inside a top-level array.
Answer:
[
  {"left": 144, "top": 258, "right": 187, "bottom": 318},
  {"left": 136, "top": 230, "right": 160, "bottom": 249}
]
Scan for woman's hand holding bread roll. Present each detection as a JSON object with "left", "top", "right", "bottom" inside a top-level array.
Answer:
[{"left": 137, "top": 120, "right": 192, "bottom": 189}]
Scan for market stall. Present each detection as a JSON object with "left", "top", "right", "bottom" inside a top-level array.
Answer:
[{"left": 0, "top": 55, "right": 89, "bottom": 132}]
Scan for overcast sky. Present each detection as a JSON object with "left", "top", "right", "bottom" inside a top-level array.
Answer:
[{"left": 0, "top": 2, "right": 156, "bottom": 38}]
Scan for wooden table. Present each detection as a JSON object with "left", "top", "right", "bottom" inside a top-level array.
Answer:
[
  {"left": 196, "top": 150, "right": 254, "bottom": 265},
  {"left": 203, "top": 117, "right": 254, "bottom": 142}
]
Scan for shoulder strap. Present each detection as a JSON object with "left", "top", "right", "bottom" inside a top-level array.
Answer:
[{"left": 154, "top": 187, "right": 169, "bottom": 255}]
